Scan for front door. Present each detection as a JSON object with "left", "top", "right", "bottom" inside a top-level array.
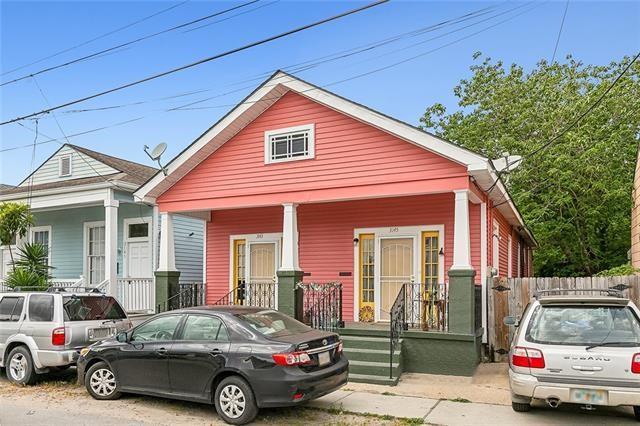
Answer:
[
  {"left": 379, "top": 237, "right": 415, "bottom": 321},
  {"left": 127, "top": 242, "right": 151, "bottom": 277}
]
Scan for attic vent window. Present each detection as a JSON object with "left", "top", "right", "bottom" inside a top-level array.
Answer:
[
  {"left": 59, "top": 155, "right": 72, "bottom": 177},
  {"left": 264, "top": 124, "right": 315, "bottom": 164}
]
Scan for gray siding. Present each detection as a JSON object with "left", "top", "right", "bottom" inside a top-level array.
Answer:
[
  {"left": 21, "top": 146, "right": 118, "bottom": 186},
  {"left": 174, "top": 215, "right": 204, "bottom": 284}
]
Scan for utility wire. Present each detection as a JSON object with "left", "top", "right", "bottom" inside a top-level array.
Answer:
[
  {"left": 2, "top": 0, "right": 535, "bottom": 152},
  {"left": 1, "top": 0, "right": 190, "bottom": 77},
  {"left": 0, "top": 0, "right": 388, "bottom": 126},
  {"left": 0, "top": 0, "right": 263, "bottom": 87},
  {"left": 551, "top": 0, "right": 570, "bottom": 64}
]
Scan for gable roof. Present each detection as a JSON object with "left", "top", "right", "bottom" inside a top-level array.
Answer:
[
  {"left": 1, "top": 144, "right": 157, "bottom": 197},
  {"left": 134, "top": 71, "right": 535, "bottom": 245},
  {"left": 0, "top": 184, "right": 15, "bottom": 191}
]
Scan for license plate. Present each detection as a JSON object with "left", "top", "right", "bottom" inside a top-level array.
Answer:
[
  {"left": 318, "top": 351, "right": 330, "bottom": 366},
  {"left": 570, "top": 389, "right": 607, "bottom": 405},
  {"left": 90, "top": 327, "right": 113, "bottom": 339}
]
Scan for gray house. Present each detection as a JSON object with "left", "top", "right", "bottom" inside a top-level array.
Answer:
[{"left": 0, "top": 144, "right": 204, "bottom": 312}]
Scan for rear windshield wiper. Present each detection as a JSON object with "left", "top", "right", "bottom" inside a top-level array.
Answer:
[{"left": 586, "top": 341, "right": 639, "bottom": 350}]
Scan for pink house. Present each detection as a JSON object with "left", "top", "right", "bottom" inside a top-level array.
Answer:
[{"left": 135, "top": 71, "right": 535, "bottom": 380}]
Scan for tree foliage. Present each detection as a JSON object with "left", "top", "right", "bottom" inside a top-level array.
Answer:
[
  {"left": 420, "top": 54, "right": 640, "bottom": 276},
  {"left": 0, "top": 202, "right": 34, "bottom": 272}
]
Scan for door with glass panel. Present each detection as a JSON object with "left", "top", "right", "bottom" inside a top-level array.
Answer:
[
  {"left": 232, "top": 239, "right": 279, "bottom": 307},
  {"left": 378, "top": 237, "right": 415, "bottom": 321},
  {"left": 86, "top": 224, "right": 105, "bottom": 285},
  {"left": 359, "top": 234, "right": 375, "bottom": 320},
  {"left": 422, "top": 231, "right": 444, "bottom": 330},
  {"left": 232, "top": 240, "right": 246, "bottom": 304},
  {"left": 248, "top": 242, "right": 277, "bottom": 283}
]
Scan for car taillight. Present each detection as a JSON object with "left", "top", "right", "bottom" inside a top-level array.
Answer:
[
  {"left": 511, "top": 346, "right": 545, "bottom": 369},
  {"left": 272, "top": 351, "right": 312, "bottom": 366},
  {"left": 52, "top": 327, "right": 65, "bottom": 346},
  {"left": 632, "top": 353, "right": 640, "bottom": 374}
]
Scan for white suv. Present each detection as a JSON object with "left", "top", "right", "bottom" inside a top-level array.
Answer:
[{"left": 507, "top": 293, "right": 640, "bottom": 420}]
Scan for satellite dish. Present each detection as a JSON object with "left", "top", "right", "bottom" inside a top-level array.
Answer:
[
  {"left": 144, "top": 143, "right": 169, "bottom": 176},
  {"left": 149, "top": 143, "right": 167, "bottom": 161}
]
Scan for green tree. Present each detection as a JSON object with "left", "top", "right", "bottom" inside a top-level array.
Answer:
[
  {"left": 0, "top": 202, "right": 34, "bottom": 271},
  {"left": 7, "top": 242, "right": 53, "bottom": 288},
  {"left": 420, "top": 54, "right": 640, "bottom": 276}
]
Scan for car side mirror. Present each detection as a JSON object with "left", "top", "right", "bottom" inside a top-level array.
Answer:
[
  {"left": 116, "top": 331, "right": 129, "bottom": 343},
  {"left": 503, "top": 316, "right": 519, "bottom": 327}
]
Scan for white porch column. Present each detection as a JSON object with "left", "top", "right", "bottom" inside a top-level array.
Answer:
[
  {"left": 158, "top": 212, "right": 176, "bottom": 271},
  {"left": 280, "top": 203, "right": 300, "bottom": 271},
  {"left": 104, "top": 196, "right": 119, "bottom": 296},
  {"left": 451, "top": 189, "right": 473, "bottom": 270}
]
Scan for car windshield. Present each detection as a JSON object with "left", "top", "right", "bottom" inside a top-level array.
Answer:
[
  {"left": 63, "top": 296, "right": 126, "bottom": 321},
  {"left": 235, "top": 310, "right": 311, "bottom": 338},
  {"left": 526, "top": 305, "right": 640, "bottom": 346}
]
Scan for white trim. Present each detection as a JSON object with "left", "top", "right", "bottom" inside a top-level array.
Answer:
[
  {"left": 480, "top": 202, "right": 487, "bottom": 343},
  {"left": 83, "top": 220, "right": 106, "bottom": 284},
  {"left": 280, "top": 203, "right": 300, "bottom": 271},
  {"left": 202, "top": 220, "right": 207, "bottom": 289},
  {"left": 352, "top": 225, "right": 445, "bottom": 322},
  {"left": 29, "top": 225, "right": 52, "bottom": 266},
  {"left": 228, "top": 233, "right": 283, "bottom": 293},
  {"left": 58, "top": 153, "right": 73, "bottom": 177},
  {"left": 451, "top": 190, "right": 472, "bottom": 270},
  {"left": 158, "top": 212, "right": 176, "bottom": 272},
  {"left": 517, "top": 241, "right": 521, "bottom": 278},
  {"left": 123, "top": 217, "right": 152, "bottom": 278},
  {"left": 264, "top": 124, "right": 315, "bottom": 164}
]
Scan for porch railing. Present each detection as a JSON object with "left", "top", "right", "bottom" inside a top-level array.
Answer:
[
  {"left": 0, "top": 276, "right": 85, "bottom": 292},
  {"left": 117, "top": 278, "right": 154, "bottom": 312},
  {"left": 297, "top": 281, "right": 343, "bottom": 332},
  {"left": 213, "top": 281, "right": 276, "bottom": 309},
  {"left": 157, "top": 282, "right": 205, "bottom": 313},
  {"left": 389, "top": 282, "right": 449, "bottom": 379}
]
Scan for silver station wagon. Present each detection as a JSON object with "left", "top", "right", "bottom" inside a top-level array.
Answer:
[
  {"left": 507, "top": 291, "right": 640, "bottom": 420},
  {"left": 0, "top": 289, "right": 131, "bottom": 384}
]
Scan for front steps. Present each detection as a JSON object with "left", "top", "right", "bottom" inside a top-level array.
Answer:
[{"left": 340, "top": 328, "right": 402, "bottom": 386}]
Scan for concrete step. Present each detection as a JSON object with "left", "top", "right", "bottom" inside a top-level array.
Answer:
[
  {"left": 349, "top": 359, "right": 401, "bottom": 377},
  {"left": 340, "top": 335, "right": 391, "bottom": 350},
  {"left": 340, "top": 327, "right": 391, "bottom": 338},
  {"left": 344, "top": 347, "right": 401, "bottom": 364},
  {"left": 348, "top": 373, "right": 399, "bottom": 386}
]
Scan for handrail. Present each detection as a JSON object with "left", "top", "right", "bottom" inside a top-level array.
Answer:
[
  {"left": 297, "top": 281, "right": 343, "bottom": 332},
  {"left": 389, "top": 283, "right": 407, "bottom": 379},
  {"left": 212, "top": 281, "right": 276, "bottom": 309},
  {"left": 157, "top": 282, "right": 205, "bottom": 313}
]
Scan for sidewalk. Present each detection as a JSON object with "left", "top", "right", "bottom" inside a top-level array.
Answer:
[{"left": 307, "top": 364, "right": 637, "bottom": 425}]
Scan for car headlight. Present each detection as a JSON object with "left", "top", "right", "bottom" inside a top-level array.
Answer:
[{"left": 80, "top": 347, "right": 91, "bottom": 357}]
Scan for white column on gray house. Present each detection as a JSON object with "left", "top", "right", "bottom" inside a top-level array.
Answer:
[
  {"left": 451, "top": 189, "right": 473, "bottom": 270},
  {"left": 104, "top": 196, "right": 119, "bottom": 296},
  {"left": 158, "top": 212, "right": 176, "bottom": 271},
  {"left": 280, "top": 203, "right": 300, "bottom": 271}
]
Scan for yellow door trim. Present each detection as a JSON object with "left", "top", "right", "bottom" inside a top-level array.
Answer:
[
  {"left": 232, "top": 239, "right": 246, "bottom": 304},
  {"left": 359, "top": 233, "right": 375, "bottom": 310}
]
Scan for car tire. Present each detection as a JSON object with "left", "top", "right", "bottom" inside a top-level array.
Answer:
[
  {"left": 6, "top": 346, "right": 37, "bottom": 385},
  {"left": 84, "top": 361, "right": 122, "bottom": 400},
  {"left": 634, "top": 406, "right": 639, "bottom": 421},
  {"left": 214, "top": 376, "right": 258, "bottom": 425},
  {"left": 512, "top": 401, "right": 531, "bottom": 412}
]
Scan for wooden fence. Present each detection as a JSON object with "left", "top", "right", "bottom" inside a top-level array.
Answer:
[{"left": 487, "top": 275, "right": 640, "bottom": 361}]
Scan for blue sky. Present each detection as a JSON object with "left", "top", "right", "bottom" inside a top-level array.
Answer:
[{"left": 1, "top": 0, "right": 638, "bottom": 185}]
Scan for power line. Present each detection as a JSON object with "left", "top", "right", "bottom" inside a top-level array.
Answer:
[
  {"left": 551, "top": 0, "right": 570, "bottom": 64},
  {"left": 1, "top": 0, "right": 190, "bottom": 77},
  {"left": 0, "top": 0, "right": 388, "bottom": 126},
  {"left": 0, "top": 0, "right": 264, "bottom": 87},
  {"left": 2, "top": 0, "right": 536, "bottom": 152}
]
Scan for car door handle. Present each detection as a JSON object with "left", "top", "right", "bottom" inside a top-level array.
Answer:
[
  {"left": 209, "top": 349, "right": 223, "bottom": 356},
  {"left": 156, "top": 348, "right": 168, "bottom": 355}
]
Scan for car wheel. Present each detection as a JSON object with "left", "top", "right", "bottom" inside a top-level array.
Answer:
[
  {"left": 84, "top": 361, "right": 121, "bottom": 400},
  {"left": 6, "top": 346, "right": 36, "bottom": 385},
  {"left": 512, "top": 401, "right": 531, "bottom": 412},
  {"left": 634, "top": 406, "right": 639, "bottom": 421},
  {"left": 214, "top": 376, "right": 258, "bottom": 425}
]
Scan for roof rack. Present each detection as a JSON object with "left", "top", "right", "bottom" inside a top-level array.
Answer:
[
  {"left": 534, "top": 288, "right": 627, "bottom": 299},
  {"left": 46, "top": 286, "right": 104, "bottom": 294}
]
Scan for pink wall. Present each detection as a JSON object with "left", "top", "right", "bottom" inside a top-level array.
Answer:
[
  {"left": 205, "top": 194, "right": 484, "bottom": 320},
  {"left": 158, "top": 91, "right": 468, "bottom": 210}
]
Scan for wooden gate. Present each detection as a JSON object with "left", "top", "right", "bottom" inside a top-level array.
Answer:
[{"left": 487, "top": 275, "right": 640, "bottom": 361}]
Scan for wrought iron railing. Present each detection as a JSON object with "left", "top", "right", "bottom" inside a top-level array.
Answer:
[
  {"left": 389, "top": 283, "right": 406, "bottom": 379},
  {"left": 297, "top": 281, "right": 343, "bottom": 332},
  {"left": 157, "top": 282, "right": 205, "bottom": 313},
  {"left": 402, "top": 282, "right": 449, "bottom": 331},
  {"left": 212, "top": 281, "right": 276, "bottom": 309},
  {"left": 474, "top": 285, "right": 483, "bottom": 333}
]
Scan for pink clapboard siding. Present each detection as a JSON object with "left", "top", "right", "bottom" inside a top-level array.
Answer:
[
  {"left": 158, "top": 91, "right": 469, "bottom": 210},
  {"left": 204, "top": 194, "right": 483, "bottom": 320}
]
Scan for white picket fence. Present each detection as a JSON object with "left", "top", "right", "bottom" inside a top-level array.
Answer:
[{"left": 117, "top": 278, "right": 154, "bottom": 313}]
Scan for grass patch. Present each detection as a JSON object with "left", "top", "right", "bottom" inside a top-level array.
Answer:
[
  {"left": 449, "top": 397, "right": 472, "bottom": 403},
  {"left": 381, "top": 391, "right": 396, "bottom": 396},
  {"left": 399, "top": 418, "right": 424, "bottom": 425}
]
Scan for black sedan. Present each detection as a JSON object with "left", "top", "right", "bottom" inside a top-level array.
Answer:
[{"left": 77, "top": 306, "right": 348, "bottom": 425}]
